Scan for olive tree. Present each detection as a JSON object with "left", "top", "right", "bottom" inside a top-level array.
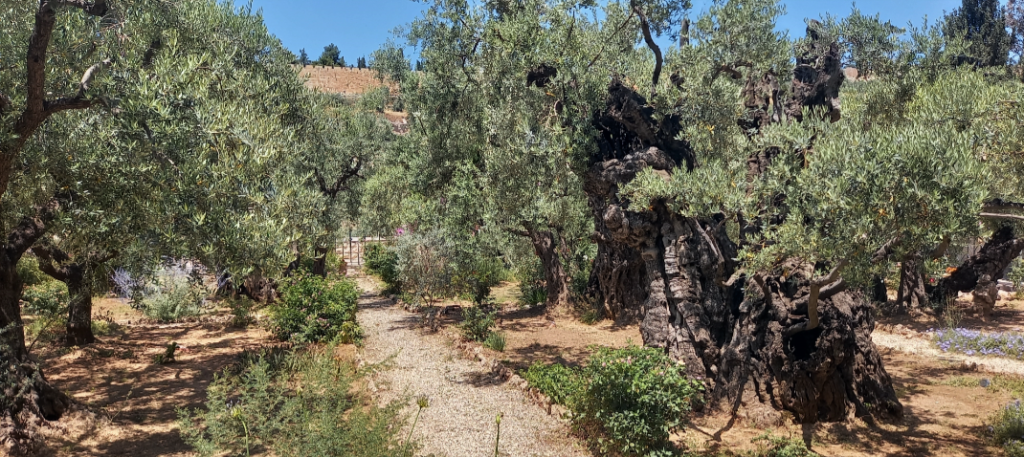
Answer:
[{"left": 0, "top": 0, "right": 334, "bottom": 447}]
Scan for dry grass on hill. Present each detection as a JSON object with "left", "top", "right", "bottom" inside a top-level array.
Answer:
[{"left": 295, "top": 65, "right": 398, "bottom": 96}]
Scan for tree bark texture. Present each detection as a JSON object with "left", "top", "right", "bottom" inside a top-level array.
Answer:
[
  {"left": 935, "top": 226, "right": 1024, "bottom": 302},
  {"left": 524, "top": 224, "right": 572, "bottom": 309},
  {"left": 896, "top": 255, "right": 929, "bottom": 310},
  {"left": 582, "top": 76, "right": 900, "bottom": 423}
]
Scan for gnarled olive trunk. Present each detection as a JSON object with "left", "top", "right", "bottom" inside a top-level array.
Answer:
[
  {"left": 896, "top": 255, "right": 929, "bottom": 310},
  {"left": 523, "top": 223, "right": 572, "bottom": 309},
  {"left": 582, "top": 77, "right": 901, "bottom": 424},
  {"left": 935, "top": 226, "right": 1024, "bottom": 301}
]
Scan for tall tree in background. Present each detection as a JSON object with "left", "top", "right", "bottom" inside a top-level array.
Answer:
[
  {"left": 944, "top": 0, "right": 1012, "bottom": 66},
  {"left": 317, "top": 43, "right": 343, "bottom": 66},
  {"left": 1007, "top": 0, "right": 1024, "bottom": 65},
  {"left": 298, "top": 48, "right": 311, "bottom": 65}
]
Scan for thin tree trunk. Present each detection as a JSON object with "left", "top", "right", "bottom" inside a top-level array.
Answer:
[
  {"left": 64, "top": 264, "right": 95, "bottom": 346},
  {"left": 896, "top": 255, "right": 929, "bottom": 310},
  {"left": 523, "top": 224, "right": 572, "bottom": 309}
]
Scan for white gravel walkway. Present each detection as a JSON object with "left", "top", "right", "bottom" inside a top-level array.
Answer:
[{"left": 356, "top": 294, "right": 589, "bottom": 457}]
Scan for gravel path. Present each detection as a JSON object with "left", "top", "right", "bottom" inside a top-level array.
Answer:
[{"left": 356, "top": 295, "right": 589, "bottom": 457}]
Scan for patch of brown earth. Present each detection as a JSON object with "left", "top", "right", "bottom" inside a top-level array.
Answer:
[{"left": 32, "top": 299, "right": 277, "bottom": 456}]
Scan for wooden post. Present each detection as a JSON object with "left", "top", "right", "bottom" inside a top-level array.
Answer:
[{"left": 348, "top": 228, "right": 353, "bottom": 266}]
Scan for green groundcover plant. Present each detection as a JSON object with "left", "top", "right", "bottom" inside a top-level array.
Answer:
[{"left": 269, "top": 272, "right": 362, "bottom": 343}]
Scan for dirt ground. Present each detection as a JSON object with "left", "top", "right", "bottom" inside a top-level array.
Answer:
[
  {"left": 24, "top": 278, "right": 1024, "bottom": 457},
  {"left": 32, "top": 298, "right": 278, "bottom": 456}
]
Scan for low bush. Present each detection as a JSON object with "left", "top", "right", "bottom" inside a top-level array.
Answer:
[
  {"left": 520, "top": 361, "right": 582, "bottom": 405},
  {"left": 21, "top": 281, "right": 69, "bottom": 316},
  {"left": 138, "top": 264, "right": 208, "bottom": 322},
  {"left": 17, "top": 256, "right": 53, "bottom": 287},
  {"left": 750, "top": 433, "right": 819, "bottom": 457},
  {"left": 992, "top": 400, "right": 1024, "bottom": 457},
  {"left": 575, "top": 346, "right": 702, "bottom": 457},
  {"left": 520, "top": 346, "right": 701, "bottom": 457},
  {"left": 517, "top": 260, "right": 547, "bottom": 307},
  {"left": 228, "top": 297, "right": 258, "bottom": 328},
  {"left": 458, "top": 307, "right": 495, "bottom": 342},
  {"left": 483, "top": 332, "right": 506, "bottom": 352},
  {"left": 931, "top": 327, "right": 1024, "bottom": 358},
  {"left": 269, "top": 272, "right": 361, "bottom": 343},
  {"left": 178, "top": 345, "right": 416, "bottom": 457},
  {"left": 364, "top": 243, "right": 400, "bottom": 291},
  {"left": 457, "top": 256, "right": 506, "bottom": 305}
]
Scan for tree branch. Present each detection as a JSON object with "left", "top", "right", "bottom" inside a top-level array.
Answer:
[
  {"left": 313, "top": 159, "right": 363, "bottom": 200},
  {"left": 871, "top": 235, "right": 900, "bottom": 264},
  {"left": 31, "top": 244, "right": 71, "bottom": 282},
  {"left": 6, "top": 197, "right": 62, "bottom": 258},
  {"left": 983, "top": 199, "right": 1024, "bottom": 213},
  {"left": 981, "top": 212, "right": 1024, "bottom": 222},
  {"left": 56, "top": 0, "right": 109, "bottom": 16},
  {"left": 633, "top": 5, "right": 662, "bottom": 99}
]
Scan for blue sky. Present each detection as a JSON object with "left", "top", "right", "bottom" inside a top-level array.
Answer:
[{"left": 247, "top": 0, "right": 968, "bottom": 63}]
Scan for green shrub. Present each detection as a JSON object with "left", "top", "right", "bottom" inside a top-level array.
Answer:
[
  {"left": 178, "top": 345, "right": 415, "bottom": 457},
  {"left": 142, "top": 276, "right": 206, "bottom": 322},
  {"left": 21, "top": 281, "right": 68, "bottom": 316},
  {"left": 574, "top": 346, "right": 701, "bottom": 457},
  {"left": 364, "top": 243, "right": 400, "bottom": 291},
  {"left": 750, "top": 433, "right": 819, "bottom": 457},
  {"left": 458, "top": 307, "right": 495, "bottom": 342},
  {"left": 992, "top": 400, "right": 1024, "bottom": 456},
  {"left": 520, "top": 361, "right": 582, "bottom": 405},
  {"left": 457, "top": 256, "right": 506, "bottom": 305},
  {"left": 517, "top": 260, "right": 547, "bottom": 306},
  {"left": 483, "top": 332, "right": 506, "bottom": 352},
  {"left": 228, "top": 297, "right": 258, "bottom": 328},
  {"left": 395, "top": 232, "right": 457, "bottom": 305},
  {"left": 269, "top": 273, "right": 361, "bottom": 343},
  {"left": 17, "top": 256, "right": 53, "bottom": 287}
]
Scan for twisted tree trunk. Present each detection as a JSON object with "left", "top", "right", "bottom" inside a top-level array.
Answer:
[
  {"left": 582, "top": 48, "right": 901, "bottom": 424},
  {"left": 935, "top": 226, "right": 1024, "bottom": 302},
  {"left": 896, "top": 255, "right": 929, "bottom": 310}
]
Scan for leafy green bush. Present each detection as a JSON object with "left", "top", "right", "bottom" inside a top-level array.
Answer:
[
  {"left": 228, "top": 297, "right": 258, "bottom": 328},
  {"left": 519, "top": 346, "right": 701, "bottom": 457},
  {"left": 21, "top": 281, "right": 68, "bottom": 316},
  {"left": 457, "top": 256, "right": 506, "bottom": 305},
  {"left": 395, "top": 232, "right": 457, "bottom": 305},
  {"left": 17, "top": 256, "right": 53, "bottom": 287},
  {"left": 364, "top": 243, "right": 400, "bottom": 291},
  {"left": 751, "top": 433, "right": 819, "bottom": 457},
  {"left": 520, "top": 361, "right": 582, "bottom": 405},
  {"left": 269, "top": 273, "right": 361, "bottom": 343},
  {"left": 575, "top": 346, "right": 701, "bottom": 457},
  {"left": 458, "top": 307, "right": 496, "bottom": 342},
  {"left": 517, "top": 260, "right": 547, "bottom": 306},
  {"left": 992, "top": 400, "right": 1024, "bottom": 457},
  {"left": 141, "top": 270, "right": 206, "bottom": 322},
  {"left": 483, "top": 332, "right": 506, "bottom": 352},
  {"left": 178, "top": 345, "right": 415, "bottom": 457}
]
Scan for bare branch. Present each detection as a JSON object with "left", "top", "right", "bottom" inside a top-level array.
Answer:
[
  {"left": 31, "top": 244, "right": 70, "bottom": 282},
  {"left": 314, "top": 159, "right": 363, "bottom": 199},
  {"left": 633, "top": 6, "right": 662, "bottom": 99},
  {"left": 981, "top": 212, "right": 1024, "bottom": 222},
  {"left": 871, "top": 235, "right": 900, "bottom": 264}
]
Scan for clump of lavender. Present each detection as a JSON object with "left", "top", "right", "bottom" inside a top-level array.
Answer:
[
  {"left": 991, "top": 399, "right": 1024, "bottom": 457},
  {"left": 111, "top": 268, "right": 140, "bottom": 301},
  {"left": 931, "top": 328, "right": 1024, "bottom": 359}
]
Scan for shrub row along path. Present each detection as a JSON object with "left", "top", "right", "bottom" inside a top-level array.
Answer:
[{"left": 355, "top": 281, "right": 589, "bottom": 457}]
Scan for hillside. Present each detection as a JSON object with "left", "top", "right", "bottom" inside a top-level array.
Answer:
[{"left": 295, "top": 65, "right": 397, "bottom": 96}]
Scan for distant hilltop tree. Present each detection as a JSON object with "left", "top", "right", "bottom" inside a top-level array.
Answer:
[
  {"left": 298, "top": 48, "right": 311, "bottom": 65},
  {"left": 944, "top": 0, "right": 1012, "bottom": 66},
  {"left": 317, "top": 43, "right": 345, "bottom": 66},
  {"left": 357, "top": 56, "right": 367, "bottom": 69}
]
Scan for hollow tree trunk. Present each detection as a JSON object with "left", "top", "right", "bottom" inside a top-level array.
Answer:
[
  {"left": 581, "top": 77, "right": 901, "bottom": 424},
  {"left": 871, "top": 275, "right": 889, "bottom": 303},
  {"left": 312, "top": 246, "right": 329, "bottom": 278},
  {"left": 896, "top": 255, "right": 928, "bottom": 310},
  {"left": 524, "top": 223, "right": 572, "bottom": 309}
]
